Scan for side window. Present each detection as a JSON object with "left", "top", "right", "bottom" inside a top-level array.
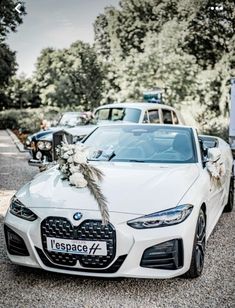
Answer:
[
  {"left": 143, "top": 111, "right": 149, "bottom": 123},
  {"left": 172, "top": 111, "right": 179, "bottom": 124},
  {"left": 110, "top": 108, "right": 124, "bottom": 121},
  {"left": 148, "top": 110, "right": 160, "bottom": 124},
  {"left": 162, "top": 109, "right": 173, "bottom": 124},
  {"left": 95, "top": 109, "right": 109, "bottom": 120}
]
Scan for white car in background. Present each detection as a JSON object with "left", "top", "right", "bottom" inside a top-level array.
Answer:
[
  {"left": 94, "top": 102, "right": 185, "bottom": 125},
  {"left": 4, "top": 124, "right": 233, "bottom": 279},
  {"left": 51, "top": 102, "right": 185, "bottom": 161}
]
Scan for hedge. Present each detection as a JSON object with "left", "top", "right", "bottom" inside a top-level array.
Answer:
[{"left": 0, "top": 107, "right": 61, "bottom": 134}]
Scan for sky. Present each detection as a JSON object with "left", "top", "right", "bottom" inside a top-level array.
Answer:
[{"left": 6, "top": 0, "right": 120, "bottom": 77}]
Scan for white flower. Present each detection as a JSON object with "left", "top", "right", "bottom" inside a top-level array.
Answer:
[
  {"left": 61, "top": 164, "right": 68, "bottom": 174},
  {"left": 63, "top": 152, "right": 70, "bottom": 160},
  {"left": 67, "top": 155, "right": 74, "bottom": 163},
  {"left": 73, "top": 151, "right": 87, "bottom": 164},
  {"left": 70, "top": 164, "right": 80, "bottom": 174},
  {"left": 67, "top": 149, "right": 74, "bottom": 155},
  {"left": 206, "top": 161, "right": 225, "bottom": 179},
  {"left": 69, "top": 172, "right": 87, "bottom": 188}
]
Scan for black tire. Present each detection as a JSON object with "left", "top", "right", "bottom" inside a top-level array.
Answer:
[
  {"left": 223, "top": 173, "right": 234, "bottom": 212},
  {"left": 184, "top": 209, "right": 206, "bottom": 279}
]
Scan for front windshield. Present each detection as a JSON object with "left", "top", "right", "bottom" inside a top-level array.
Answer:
[
  {"left": 95, "top": 108, "right": 141, "bottom": 123},
  {"left": 58, "top": 113, "right": 82, "bottom": 127},
  {"left": 84, "top": 125, "right": 197, "bottom": 164},
  {"left": 58, "top": 113, "right": 96, "bottom": 127}
]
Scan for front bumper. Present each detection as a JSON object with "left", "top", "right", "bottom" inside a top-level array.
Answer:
[
  {"left": 28, "top": 159, "right": 48, "bottom": 168},
  {"left": 28, "top": 147, "right": 53, "bottom": 167},
  {"left": 4, "top": 207, "right": 198, "bottom": 279}
]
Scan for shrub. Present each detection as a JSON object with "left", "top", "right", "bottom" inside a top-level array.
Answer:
[{"left": 0, "top": 107, "right": 62, "bottom": 133}]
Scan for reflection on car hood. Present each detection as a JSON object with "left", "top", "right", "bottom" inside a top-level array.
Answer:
[
  {"left": 16, "top": 163, "right": 200, "bottom": 215},
  {"left": 64, "top": 125, "right": 97, "bottom": 136},
  {"left": 30, "top": 127, "right": 59, "bottom": 141}
]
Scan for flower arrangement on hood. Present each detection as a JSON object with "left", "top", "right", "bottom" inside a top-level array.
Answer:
[{"left": 57, "top": 143, "right": 109, "bottom": 224}]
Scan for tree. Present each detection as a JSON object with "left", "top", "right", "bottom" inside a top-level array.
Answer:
[
  {"left": 34, "top": 41, "right": 105, "bottom": 109},
  {"left": 0, "top": 0, "right": 25, "bottom": 39},
  {"left": 94, "top": 0, "right": 234, "bottom": 139},
  {"left": 4, "top": 74, "right": 40, "bottom": 109},
  {"left": 183, "top": 0, "right": 235, "bottom": 68},
  {"left": 0, "top": 0, "right": 26, "bottom": 109},
  {"left": 0, "top": 43, "right": 16, "bottom": 87}
]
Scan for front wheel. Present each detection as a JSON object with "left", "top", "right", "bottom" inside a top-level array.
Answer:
[{"left": 184, "top": 209, "right": 206, "bottom": 279}]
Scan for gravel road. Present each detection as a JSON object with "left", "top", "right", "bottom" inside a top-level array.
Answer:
[{"left": 0, "top": 129, "right": 234, "bottom": 308}]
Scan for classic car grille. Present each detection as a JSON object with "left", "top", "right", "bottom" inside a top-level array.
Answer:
[
  {"left": 41, "top": 217, "right": 116, "bottom": 268},
  {"left": 52, "top": 131, "right": 73, "bottom": 160}
]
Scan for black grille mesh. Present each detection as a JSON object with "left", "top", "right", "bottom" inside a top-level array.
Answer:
[{"left": 41, "top": 217, "right": 116, "bottom": 268}]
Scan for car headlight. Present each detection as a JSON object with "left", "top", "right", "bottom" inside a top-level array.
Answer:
[
  {"left": 127, "top": 204, "right": 193, "bottom": 229},
  {"left": 44, "top": 141, "right": 52, "bottom": 150},
  {"left": 10, "top": 197, "right": 38, "bottom": 221},
  {"left": 37, "top": 141, "right": 52, "bottom": 150},
  {"left": 25, "top": 139, "right": 31, "bottom": 146},
  {"left": 37, "top": 141, "right": 44, "bottom": 150}
]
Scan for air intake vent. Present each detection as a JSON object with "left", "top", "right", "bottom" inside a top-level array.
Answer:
[
  {"left": 140, "top": 239, "right": 183, "bottom": 270},
  {"left": 4, "top": 225, "right": 29, "bottom": 256}
]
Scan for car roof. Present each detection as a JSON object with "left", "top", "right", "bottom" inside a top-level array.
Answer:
[{"left": 95, "top": 102, "right": 176, "bottom": 111}]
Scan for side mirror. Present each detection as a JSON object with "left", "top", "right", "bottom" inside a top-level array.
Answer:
[{"left": 207, "top": 147, "right": 221, "bottom": 162}]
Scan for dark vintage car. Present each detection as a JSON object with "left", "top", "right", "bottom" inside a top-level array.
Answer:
[{"left": 27, "top": 112, "right": 96, "bottom": 169}]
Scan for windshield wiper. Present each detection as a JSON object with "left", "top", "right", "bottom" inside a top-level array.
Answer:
[
  {"left": 128, "top": 159, "right": 146, "bottom": 163},
  {"left": 88, "top": 149, "right": 116, "bottom": 161},
  {"left": 107, "top": 152, "right": 116, "bottom": 161}
]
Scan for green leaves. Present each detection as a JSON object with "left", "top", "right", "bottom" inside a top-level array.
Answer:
[
  {"left": 94, "top": 0, "right": 234, "bottom": 139},
  {"left": 34, "top": 41, "right": 105, "bottom": 109}
]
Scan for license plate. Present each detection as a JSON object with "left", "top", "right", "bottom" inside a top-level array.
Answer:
[{"left": 46, "top": 237, "right": 107, "bottom": 256}]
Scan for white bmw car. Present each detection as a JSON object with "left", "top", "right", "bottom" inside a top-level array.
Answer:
[{"left": 4, "top": 125, "right": 233, "bottom": 279}]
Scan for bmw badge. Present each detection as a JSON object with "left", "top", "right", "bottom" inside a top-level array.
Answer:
[{"left": 73, "top": 212, "right": 83, "bottom": 221}]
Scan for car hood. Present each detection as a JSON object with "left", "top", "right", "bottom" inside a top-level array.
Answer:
[
  {"left": 64, "top": 125, "right": 97, "bottom": 137},
  {"left": 31, "top": 128, "right": 59, "bottom": 141},
  {"left": 17, "top": 163, "right": 200, "bottom": 215},
  {"left": 31, "top": 125, "right": 96, "bottom": 142}
]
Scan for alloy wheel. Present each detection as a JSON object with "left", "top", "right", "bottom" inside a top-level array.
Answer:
[{"left": 195, "top": 212, "right": 206, "bottom": 273}]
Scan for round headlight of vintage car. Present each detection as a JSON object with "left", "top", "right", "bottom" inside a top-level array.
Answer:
[
  {"left": 25, "top": 139, "right": 31, "bottom": 146},
  {"left": 44, "top": 141, "right": 52, "bottom": 150},
  {"left": 127, "top": 204, "right": 193, "bottom": 229},
  {"left": 37, "top": 141, "right": 45, "bottom": 150},
  {"left": 10, "top": 197, "right": 38, "bottom": 221}
]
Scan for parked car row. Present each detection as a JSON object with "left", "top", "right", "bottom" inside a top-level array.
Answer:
[{"left": 26, "top": 102, "right": 185, "bottom": 169}]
